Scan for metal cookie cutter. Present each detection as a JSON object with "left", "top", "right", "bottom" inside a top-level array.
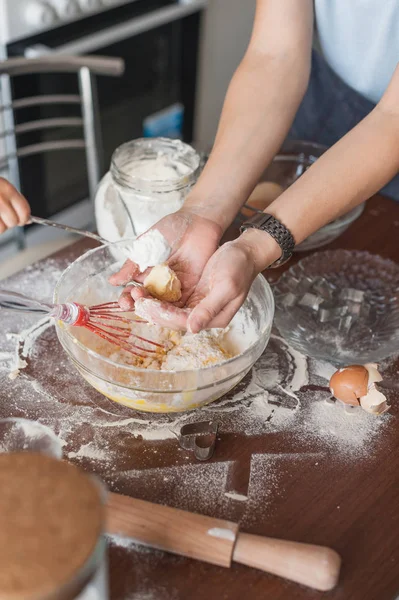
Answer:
[{"left": 178, "top": 421, "right": 219, "bottom": 461}]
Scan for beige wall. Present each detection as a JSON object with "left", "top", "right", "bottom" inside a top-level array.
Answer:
[{"left": 194, "top": 0, "right": 256, "bottom": 150}]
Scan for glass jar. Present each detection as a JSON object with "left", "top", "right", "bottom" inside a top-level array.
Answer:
[
  {"left": 0, "top": 453, "right": 108, "bottom": 600},
  {"left": 95, "top": 137, "right": 200, "bottom": 241},
  {"left": 74, "top": 537, "right": 108, "bottom": 600}
]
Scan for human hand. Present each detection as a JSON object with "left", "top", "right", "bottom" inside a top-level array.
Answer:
[
  {"left": 133, "top": 228, "right": 282, "bottom": 332},
  {"left": 0, "top": 178, "right": 30, "bottom": 233},
  {"left": 109, "top": 208, "right": 223, "bottom": 310}
]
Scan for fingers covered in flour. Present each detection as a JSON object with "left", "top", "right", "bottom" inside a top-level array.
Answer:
[
  {"left": 187, "top": 285, "right": 244, "bottom": 333},
  {"left": 117, "top": 283, "right": 151, "bottom": 311},
  {"left": 134, "top": 297, "right": 191, "bottom": 330},
  {"left": 109, "top": 259, "right": 142, "bottom": 286}
]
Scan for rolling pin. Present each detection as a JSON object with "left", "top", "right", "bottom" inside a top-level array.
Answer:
[{"left": 106, "top": 492, "right": 341, "bottom": 592}]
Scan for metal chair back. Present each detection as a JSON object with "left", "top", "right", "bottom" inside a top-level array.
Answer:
[{"left": 0, "top": 55, "right": 124, "bottom": 248}]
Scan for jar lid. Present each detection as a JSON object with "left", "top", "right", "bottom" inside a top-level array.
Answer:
[{"left": 0, "top": 453, "right": 104, "bottom": 600}]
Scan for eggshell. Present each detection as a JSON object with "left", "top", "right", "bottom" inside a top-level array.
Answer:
[
  {"left": 329, "top": 365, "right": 369, "bottom": 406},
  {"left": 363, "top": 363, "right": 383, "bottom": 387},
  {"left": 359, "top": 387, "right": 389, "bottom": 415}
]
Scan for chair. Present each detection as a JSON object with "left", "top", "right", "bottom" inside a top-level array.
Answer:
[{"left": 0, "top": 55, "right": 124, "bottom": 252}]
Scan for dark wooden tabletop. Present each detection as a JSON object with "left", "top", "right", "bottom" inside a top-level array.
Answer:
[{"left": 0, "top": 194, "right": 398, "bottom": 600}]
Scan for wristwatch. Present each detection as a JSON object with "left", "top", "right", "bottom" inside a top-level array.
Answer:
[{"left": 240, "top": 213, "right": 295, "bottom": 268}]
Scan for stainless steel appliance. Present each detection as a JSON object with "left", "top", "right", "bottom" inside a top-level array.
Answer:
[{"left": 0, "top": 0, "right": 206, "bottom": 219}]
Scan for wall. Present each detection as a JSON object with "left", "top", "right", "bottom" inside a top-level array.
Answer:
[{"left": 194, "top": 0, "right": 256, "bottom": 150}]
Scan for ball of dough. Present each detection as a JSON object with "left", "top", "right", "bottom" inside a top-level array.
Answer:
[{"left": 143, "top": 264, "right": 182, "bottom": 302}]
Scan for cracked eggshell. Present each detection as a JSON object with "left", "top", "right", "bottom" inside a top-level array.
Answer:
[
  {"left": 330, "top": 363, "right": 389, "bottom": 415},
  {"left": 329, "top": 365, "right": 369, "bottom": 406},
  {"left": 363, "top": 363, "right": 383, "bottom": 386},
  {"left": 359, "top": 387, "right": 390, "bottom": 415}
]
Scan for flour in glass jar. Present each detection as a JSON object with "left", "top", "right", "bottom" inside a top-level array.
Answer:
[{"left": 95, "top": 138, "right": 200, "bottom": 241}]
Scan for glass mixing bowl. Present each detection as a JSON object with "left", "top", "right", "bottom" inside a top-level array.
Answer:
[
  {"left": 239, "top": 140, "right": 365, "bottom": 251},
  {"left": 54, "top": 242, "right": 274, "bottom": 413}
]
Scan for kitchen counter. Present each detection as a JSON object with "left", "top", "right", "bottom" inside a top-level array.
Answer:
[{"left": 0, "top": 194, "right": 398, "bottom": 600}]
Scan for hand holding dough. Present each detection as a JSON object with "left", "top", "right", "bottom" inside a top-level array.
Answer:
[{"left": 143, "top": 264, "right": 182, "bottom": 302}]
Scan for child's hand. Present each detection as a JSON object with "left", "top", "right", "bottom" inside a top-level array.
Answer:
[{"left": 0, "top": 177, "right": 30, "bottom": 233}]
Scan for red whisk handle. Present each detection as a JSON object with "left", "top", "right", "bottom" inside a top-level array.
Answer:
[
  {"left": 50, "top": 302, "right": 90, "bottom": 326},
  {"left": 73, "top": 304, "right": 91, "bottom": 326}
]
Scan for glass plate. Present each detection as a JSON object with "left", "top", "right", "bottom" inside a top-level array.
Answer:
[{"left": 273, "top": 250, "right": 399, "bottom": 365}]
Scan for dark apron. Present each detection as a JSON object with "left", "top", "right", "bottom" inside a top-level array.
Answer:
[{"left": 288, "top": 49, "right": 399, "bottom": 201}]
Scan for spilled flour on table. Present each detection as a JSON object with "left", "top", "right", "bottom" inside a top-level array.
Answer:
[
  {"left": 6, "top": 317, "right": 53, "bottom": 379},
  {"left": 224, "top": 491, "right": 247, "bottom": 502},
  {"left": 0, "top": 257, "right": 66, "bottom": 380},
  {"left": 109, "top": 462, "right": 234, "bottom": 517},
  {"left": 0, "top": 417, "right": 62, "bottom": 456},
  {"left": 240, "top": 451, "right": 326, "bottom": 528},
  {"left": 107, "top": 534, "right": 182, "bottom": 600},
  {"left": 68, "top": 442, "right": 112, "bottom": 462},
  {"left": 240, "top": 455, "right": 281, "bottom": 527},
  {"left": 300, "top": 394, "right": 389, "bottom": 454}
]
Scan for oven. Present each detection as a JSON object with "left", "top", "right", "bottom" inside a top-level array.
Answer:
[{"left": 0, "top": 0, "right": 206, "bottom": 220}]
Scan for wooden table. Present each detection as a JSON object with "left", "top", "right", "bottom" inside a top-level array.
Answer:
[{"left": 0, "top": 195, "right": 398, "bottom": 600}]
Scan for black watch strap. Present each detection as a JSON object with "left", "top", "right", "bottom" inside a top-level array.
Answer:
[{"left": 240, "top": 213, "right": 295, "bottom": 268}]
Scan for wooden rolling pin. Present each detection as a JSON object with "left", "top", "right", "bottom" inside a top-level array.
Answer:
[{"left": 106, "top": 492, "right": 341, "bottom": 592}]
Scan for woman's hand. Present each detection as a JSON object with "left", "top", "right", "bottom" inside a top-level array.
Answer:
[
  {"left": 132, "top": 228, "right": 282, "bottom": 331},
  {"left": 109, "top": 208, "right": 223, "bottom": 310},
  {"left": 0, "top": 178, "right": 30, "bottom": 233}
]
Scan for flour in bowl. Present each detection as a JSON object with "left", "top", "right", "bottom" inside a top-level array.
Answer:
[
  {"left": 70, "top": 299, "right": 258, "bottom": 372},
  {"left": 81, "top": 320, "right": 234, "bottom": 371},
  {"left": 161, "top": 330, "right": 232, "bottom": 370}
]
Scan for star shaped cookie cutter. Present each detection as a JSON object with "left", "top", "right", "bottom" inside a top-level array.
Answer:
[{"left": 177, "top": 421, "right": 219, "bottom": 461}]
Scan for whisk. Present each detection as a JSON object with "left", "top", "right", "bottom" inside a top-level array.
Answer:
[{"left": 0, "top": 290, "right": 163, "bottom": 358}]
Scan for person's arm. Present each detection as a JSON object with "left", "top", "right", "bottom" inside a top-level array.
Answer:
[
  {"left": 0, "top": 178, "right": 30, "bottom": 233},
  {"left": 143, "top": 61, "right": 399, "bottom": 334},
  {"left": 184, "top": 0, "right": 314, "bottom": 231},
  {"left": 179, "top": 62, "right": 399, "bottom": 333},
  {"left": 237, "top": 61, "right": 399, "bottom": 273},
  {"left": 111, "top": 0, "right": 313, "bottom": 306}
]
